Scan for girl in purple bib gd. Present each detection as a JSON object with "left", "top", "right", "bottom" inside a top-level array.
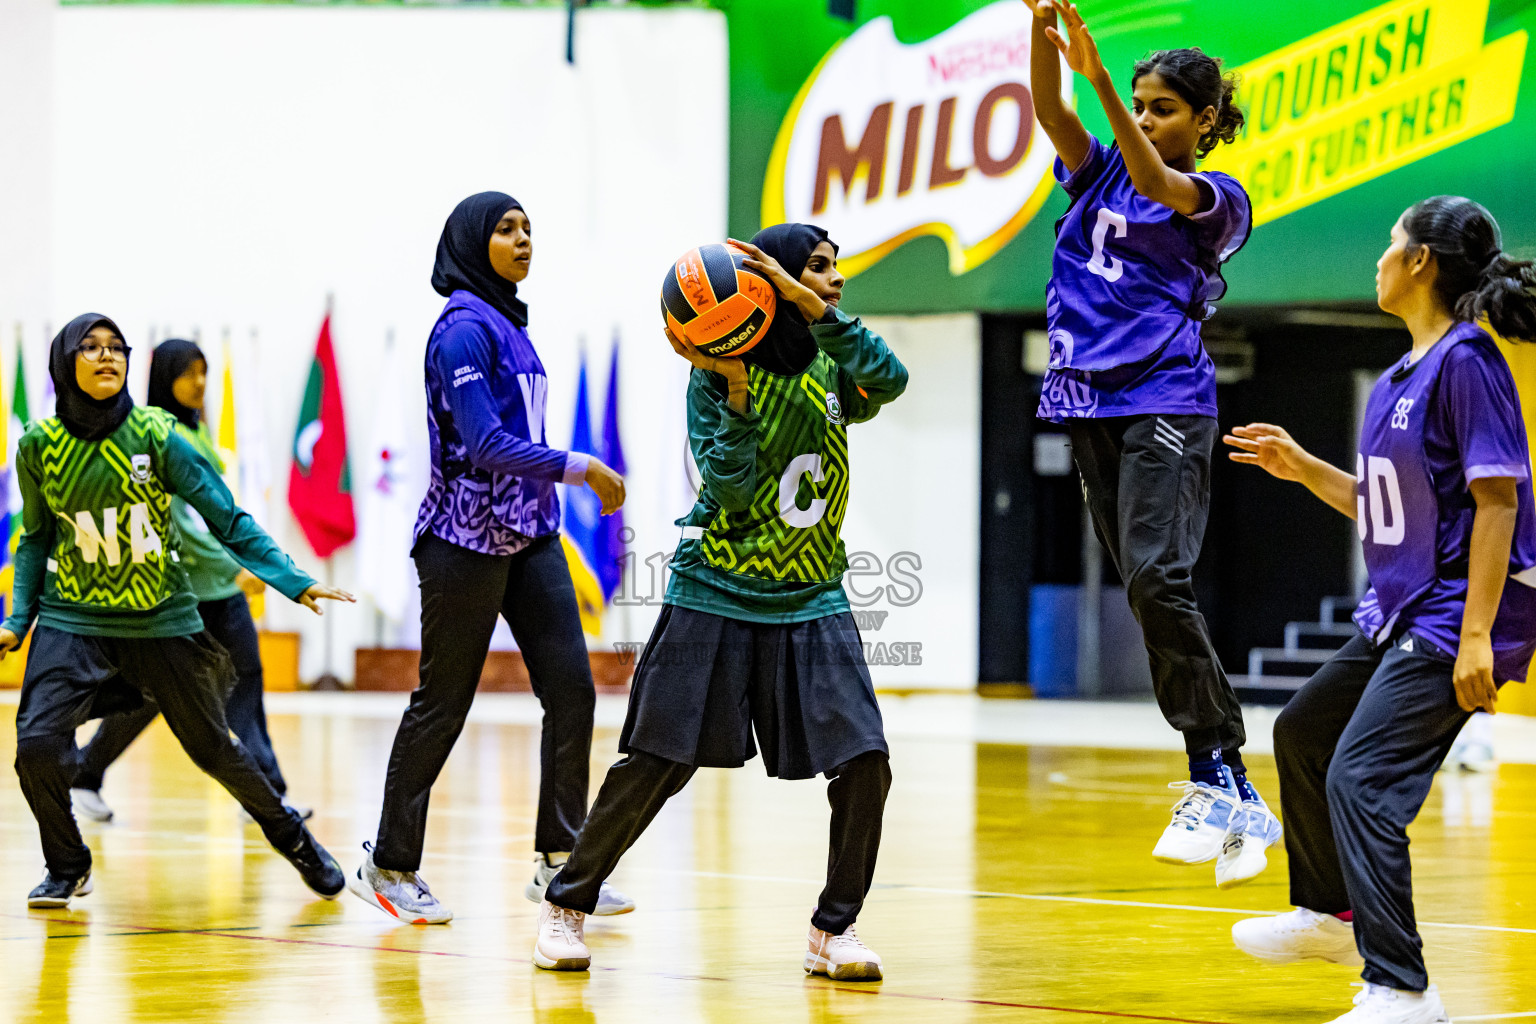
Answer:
[
  {"left": 1225, "top": 196, "right": 1536, "bottom": 1024},
  {"left": 1023, "top": 0, "right": 1269, "bottom": 887}
]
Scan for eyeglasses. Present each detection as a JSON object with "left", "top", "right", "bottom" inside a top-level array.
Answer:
[{"left": 79, "top": 341, "right": 131, "bottom": 363}]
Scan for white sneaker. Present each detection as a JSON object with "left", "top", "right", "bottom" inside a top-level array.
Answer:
[
  {"left": 345, "top": 842, "right": 452, "bottom": 925},
  {"left": 523, "top": 854, "right": 635, "bottom": 916},
  {"left": 1446, "top": 740, "right": 1496, "bottom": 773},
  {"left": 532, "top": 900, "right": 591, "bottom": 971},
  {"left": 805, "top": 922, "right": 882, "bottom": 982},
  {"left": 1153, "top": 767, "right": 1243, "bottom": 864},
  {"left": 70, "top": 789, "right": 114, "bottom": 823},
  {"left": 1232, "top": 908, "right": 1364, "bottom": 965},
  {"left": 1215, "top": 789, "right": 1283, "bottom": 889},
  {"left": 1325, "top": 983, "right": 1449, "bottom": 1023}
]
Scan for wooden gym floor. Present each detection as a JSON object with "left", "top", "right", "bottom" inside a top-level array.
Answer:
[{"left": 0, "top": 693, "right": 1532, "bottom": 1024}]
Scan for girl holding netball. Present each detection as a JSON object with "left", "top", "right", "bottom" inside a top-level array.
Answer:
[
  {"left": 532, "top": 224, "right": 907, "bottom": 981},
  {"left": 1226, "top": 197, "right": 1536, "bottom": 1024},
  {"left": 1022, "top": 0, "right": 1271, "bottom": 886},
  {"left": 3, "top": 314, "right": 352, "bottom": 907},
  {"left": 347, "top": 192, "right": 631, "bottom": 925}
]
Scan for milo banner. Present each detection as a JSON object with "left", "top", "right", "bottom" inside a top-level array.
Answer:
[{"left": 729, "top": 0, "right": 1536, "bottom": 313}]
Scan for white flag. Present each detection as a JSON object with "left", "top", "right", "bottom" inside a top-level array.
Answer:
[
  {"left": 355, "top": 332, "right": 413, "bottom": 624},
  {"left": 236, "top": 329, "right": 274, "bottom": 530}
]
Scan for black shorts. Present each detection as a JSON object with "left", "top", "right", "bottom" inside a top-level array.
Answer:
[
  {"left": 618, "top": 605, "right": 887, "bottom": 780},
  {"left": 14, "top": 626, "right": 234, "bottom": 740}
]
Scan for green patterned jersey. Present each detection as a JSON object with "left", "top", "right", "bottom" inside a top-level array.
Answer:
[
  {"left": 4, "top": 406, "right": 315, "bottom": 640},
  {"left": 667, "top": 306, "right": 908, "bottom": 623}
]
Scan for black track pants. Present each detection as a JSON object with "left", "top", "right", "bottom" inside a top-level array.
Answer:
[
  {"left": 1068, "top": 414, "right": 1247, "bottom": 767},
  {"left": 14, "top": 627, "right": 303, "bottom": 878},
  {"left": 1274, "top": 631, "right": 1472, "bottom": 992},
  {"left": 372, "top": 533, "right": 595, "bottom": 871},
  {"left": 545, "top": 749, "right": 891, "bottom": 934}
]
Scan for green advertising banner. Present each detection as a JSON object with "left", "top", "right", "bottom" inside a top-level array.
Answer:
[{"left": 729, "top": 0, "right": 1536, "bottom": 314}]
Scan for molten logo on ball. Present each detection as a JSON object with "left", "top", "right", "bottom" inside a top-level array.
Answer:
[{"left": 762, "top": 0, "right": 1070, "bottom": 278}]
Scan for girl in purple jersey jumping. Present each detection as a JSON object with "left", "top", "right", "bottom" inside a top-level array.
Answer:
[
  {"left": 1224, "top": 197, "right": 1536, "bottom": 1024},
  {"left": 1023, "top": 0, "right": 1271, "bottom": 888}
]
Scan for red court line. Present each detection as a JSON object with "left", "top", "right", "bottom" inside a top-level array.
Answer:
[{"left": 8, "top": 913, "right": 1235, "bottom": 1024}]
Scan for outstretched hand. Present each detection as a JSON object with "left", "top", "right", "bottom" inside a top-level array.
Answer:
[
  {"left": 1043, "top": 2, "right": 1107, "bottom": 81},
  {"left": 1223, "top": 423, "right": 1311, "bottom": 483},
  {"left": 299, "top": 584, "right": 356, "bottom": 616}
]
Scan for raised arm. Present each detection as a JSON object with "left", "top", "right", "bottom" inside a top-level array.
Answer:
[
  {"left": 809, "top": 307, "right": 908, "bottom": 423},
  {"left": 1047, "top": 2, "right": 1206, "bottom": 214},
  {"left": 1223, "top": 424, "right": 1357, "bottom": 518},
  {"left": 1022, "top": 0, "right": 1092, "bottom": 172},
  {"left": 683, "top": 367, "right": 759, "bottom": 514}
]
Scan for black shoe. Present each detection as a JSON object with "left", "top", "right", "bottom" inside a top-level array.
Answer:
[
  {"left": 282, "top": 827, "right": 345, "bottom": 900},
  {"left": 28, "top": 869, "right": 93, "bottom": 909}
]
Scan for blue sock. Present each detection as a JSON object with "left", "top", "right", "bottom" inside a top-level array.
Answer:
[
  {"left": 1233, "top": 773, "right": 1260, "bottom": 803},
  {"left": 1189, "top": 748, "right": 1225, "bottom": 787}
]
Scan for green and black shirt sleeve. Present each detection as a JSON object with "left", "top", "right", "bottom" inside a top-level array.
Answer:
[
  {"left": 2, "top": 439, "right": 55, "bottom": 639},
  {"left": 811, "top": 305, "right": 909, "bottom": 424},
  {"left": 686, "top": 368, "right": 761, "bottom": 514},
  {"left": 161, "top": 432, "right": 316, "bottom": 601}
]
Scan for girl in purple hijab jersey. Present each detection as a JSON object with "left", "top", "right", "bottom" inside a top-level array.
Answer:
[{"left": 1226, "top": 196, "right": 1536, "bottom": 1024}]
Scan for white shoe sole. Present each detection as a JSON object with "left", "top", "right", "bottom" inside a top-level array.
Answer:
[
  {"left": 804, "top": 953, "right": 883, "bottom": 982},
  {"left": 1232, "top": 931, "right": 1364, "bottom": 966},
  {"left": 1216, "top": 844, "right": 1269, "bottom": 889},
  {"left": 532, "top": 946, "right": 591, "bottom": 971},
  {"left": 346, "top": 871, "right": 451, "bottom": 924}
]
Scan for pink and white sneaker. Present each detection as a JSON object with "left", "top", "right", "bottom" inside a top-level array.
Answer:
[
  {"left": 805, "top": 922, "right": 882, "bottom": 982},
  {"left": 532, "top": 900, "right": 591, "bottom": 972}
]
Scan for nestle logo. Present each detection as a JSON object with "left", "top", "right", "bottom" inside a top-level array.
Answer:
[{"left": 926, "top": 29, "right": 1030, "bottom": 84}]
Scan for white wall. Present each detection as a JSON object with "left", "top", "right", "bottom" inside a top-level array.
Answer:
[
  {"left": 14, "top": 4, "right": 726, "bottom": 681},
  {"left": 847, "top": 314, "right": 980, "bottom": 688}
]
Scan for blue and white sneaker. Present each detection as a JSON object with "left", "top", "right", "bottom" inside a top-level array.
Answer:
[
  {"left": 1152, "top": 766, "right": 1242, "bottom": 865},
  {"left": 1216, "top": 786, "right": 1283, "bottom": 889}
]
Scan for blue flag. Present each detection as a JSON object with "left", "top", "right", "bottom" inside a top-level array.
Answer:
[
  {"left": 561, "top": 353, "right": 606, "bottom": 634},
  {"left": 597, "top": 338, "right": 628, "bottom": 600}
]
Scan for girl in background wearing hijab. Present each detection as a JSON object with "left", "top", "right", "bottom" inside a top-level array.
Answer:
[
  {"left": 69, "top": 340, "right": 306, "bottom": 824},
  {"left": 2, "top": 315, "right": 353, "bottom": 908},
  {"left": 347, "top": 192, "right": 630, "bottom": 925},
  {"left": 533, "top": 224, "right": 907, "bottom": 981}
]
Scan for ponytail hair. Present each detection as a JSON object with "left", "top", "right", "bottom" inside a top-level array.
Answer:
[
  {"left": 1402, "top": 196, "right": 1536, "bottom": 342},
  {"left": 1131, "top": 47, "right": 1244, "bottom": 160}
]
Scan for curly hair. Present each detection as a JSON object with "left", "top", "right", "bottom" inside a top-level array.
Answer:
[{"left": 1132, "top": 48, "right": 1244, "bottom": 160}]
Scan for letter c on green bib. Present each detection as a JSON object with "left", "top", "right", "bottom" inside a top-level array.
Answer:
[{"left": 778, "top": 453, "right": 827, "bottom": 529}]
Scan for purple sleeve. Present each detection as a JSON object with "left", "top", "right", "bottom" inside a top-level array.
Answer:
[
  {"left": 433, "top": 321, "right": 570, "bottom": 482},
  {"left": 1054, "top": 134, "right": 1108, "bottom": 198},
  {"left": 1443, "top": 343, "right": 1532, "bottom": 484},
  {"left": 1187, "top": 171, "right": 1252, "bottom": 259}
]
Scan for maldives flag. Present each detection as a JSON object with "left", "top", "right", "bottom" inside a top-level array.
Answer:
[{"left": 288, "top": 312, "right": 356, "bottom": 558}]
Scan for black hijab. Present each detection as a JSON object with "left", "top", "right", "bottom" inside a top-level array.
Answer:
[
  {"left": 148, "top": 338, "right": 206, "bottom": 430},
  {"left": 431, "top": 191, "right": 529, "bottom": 327},
  {"left": 50, "top": 313, "right": 135, "bottom": 442},
  {"left": 743, "top": 223, "right": 837, "bottom": 376}
]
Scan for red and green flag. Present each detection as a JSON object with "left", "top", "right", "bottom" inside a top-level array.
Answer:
[{"left": 288, "top": 312, "right": 355, "bottom": 558}]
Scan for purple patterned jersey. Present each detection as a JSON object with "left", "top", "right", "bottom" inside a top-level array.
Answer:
[
  {"left": 1038, "top": 136, "right": 1250, "bottom": 422},
  {"left": 414, "top": 290, "right": 584, "bottom": 557},
  {"left": 1353, "top": 322, "right": 1536, "bottom": 681}
]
